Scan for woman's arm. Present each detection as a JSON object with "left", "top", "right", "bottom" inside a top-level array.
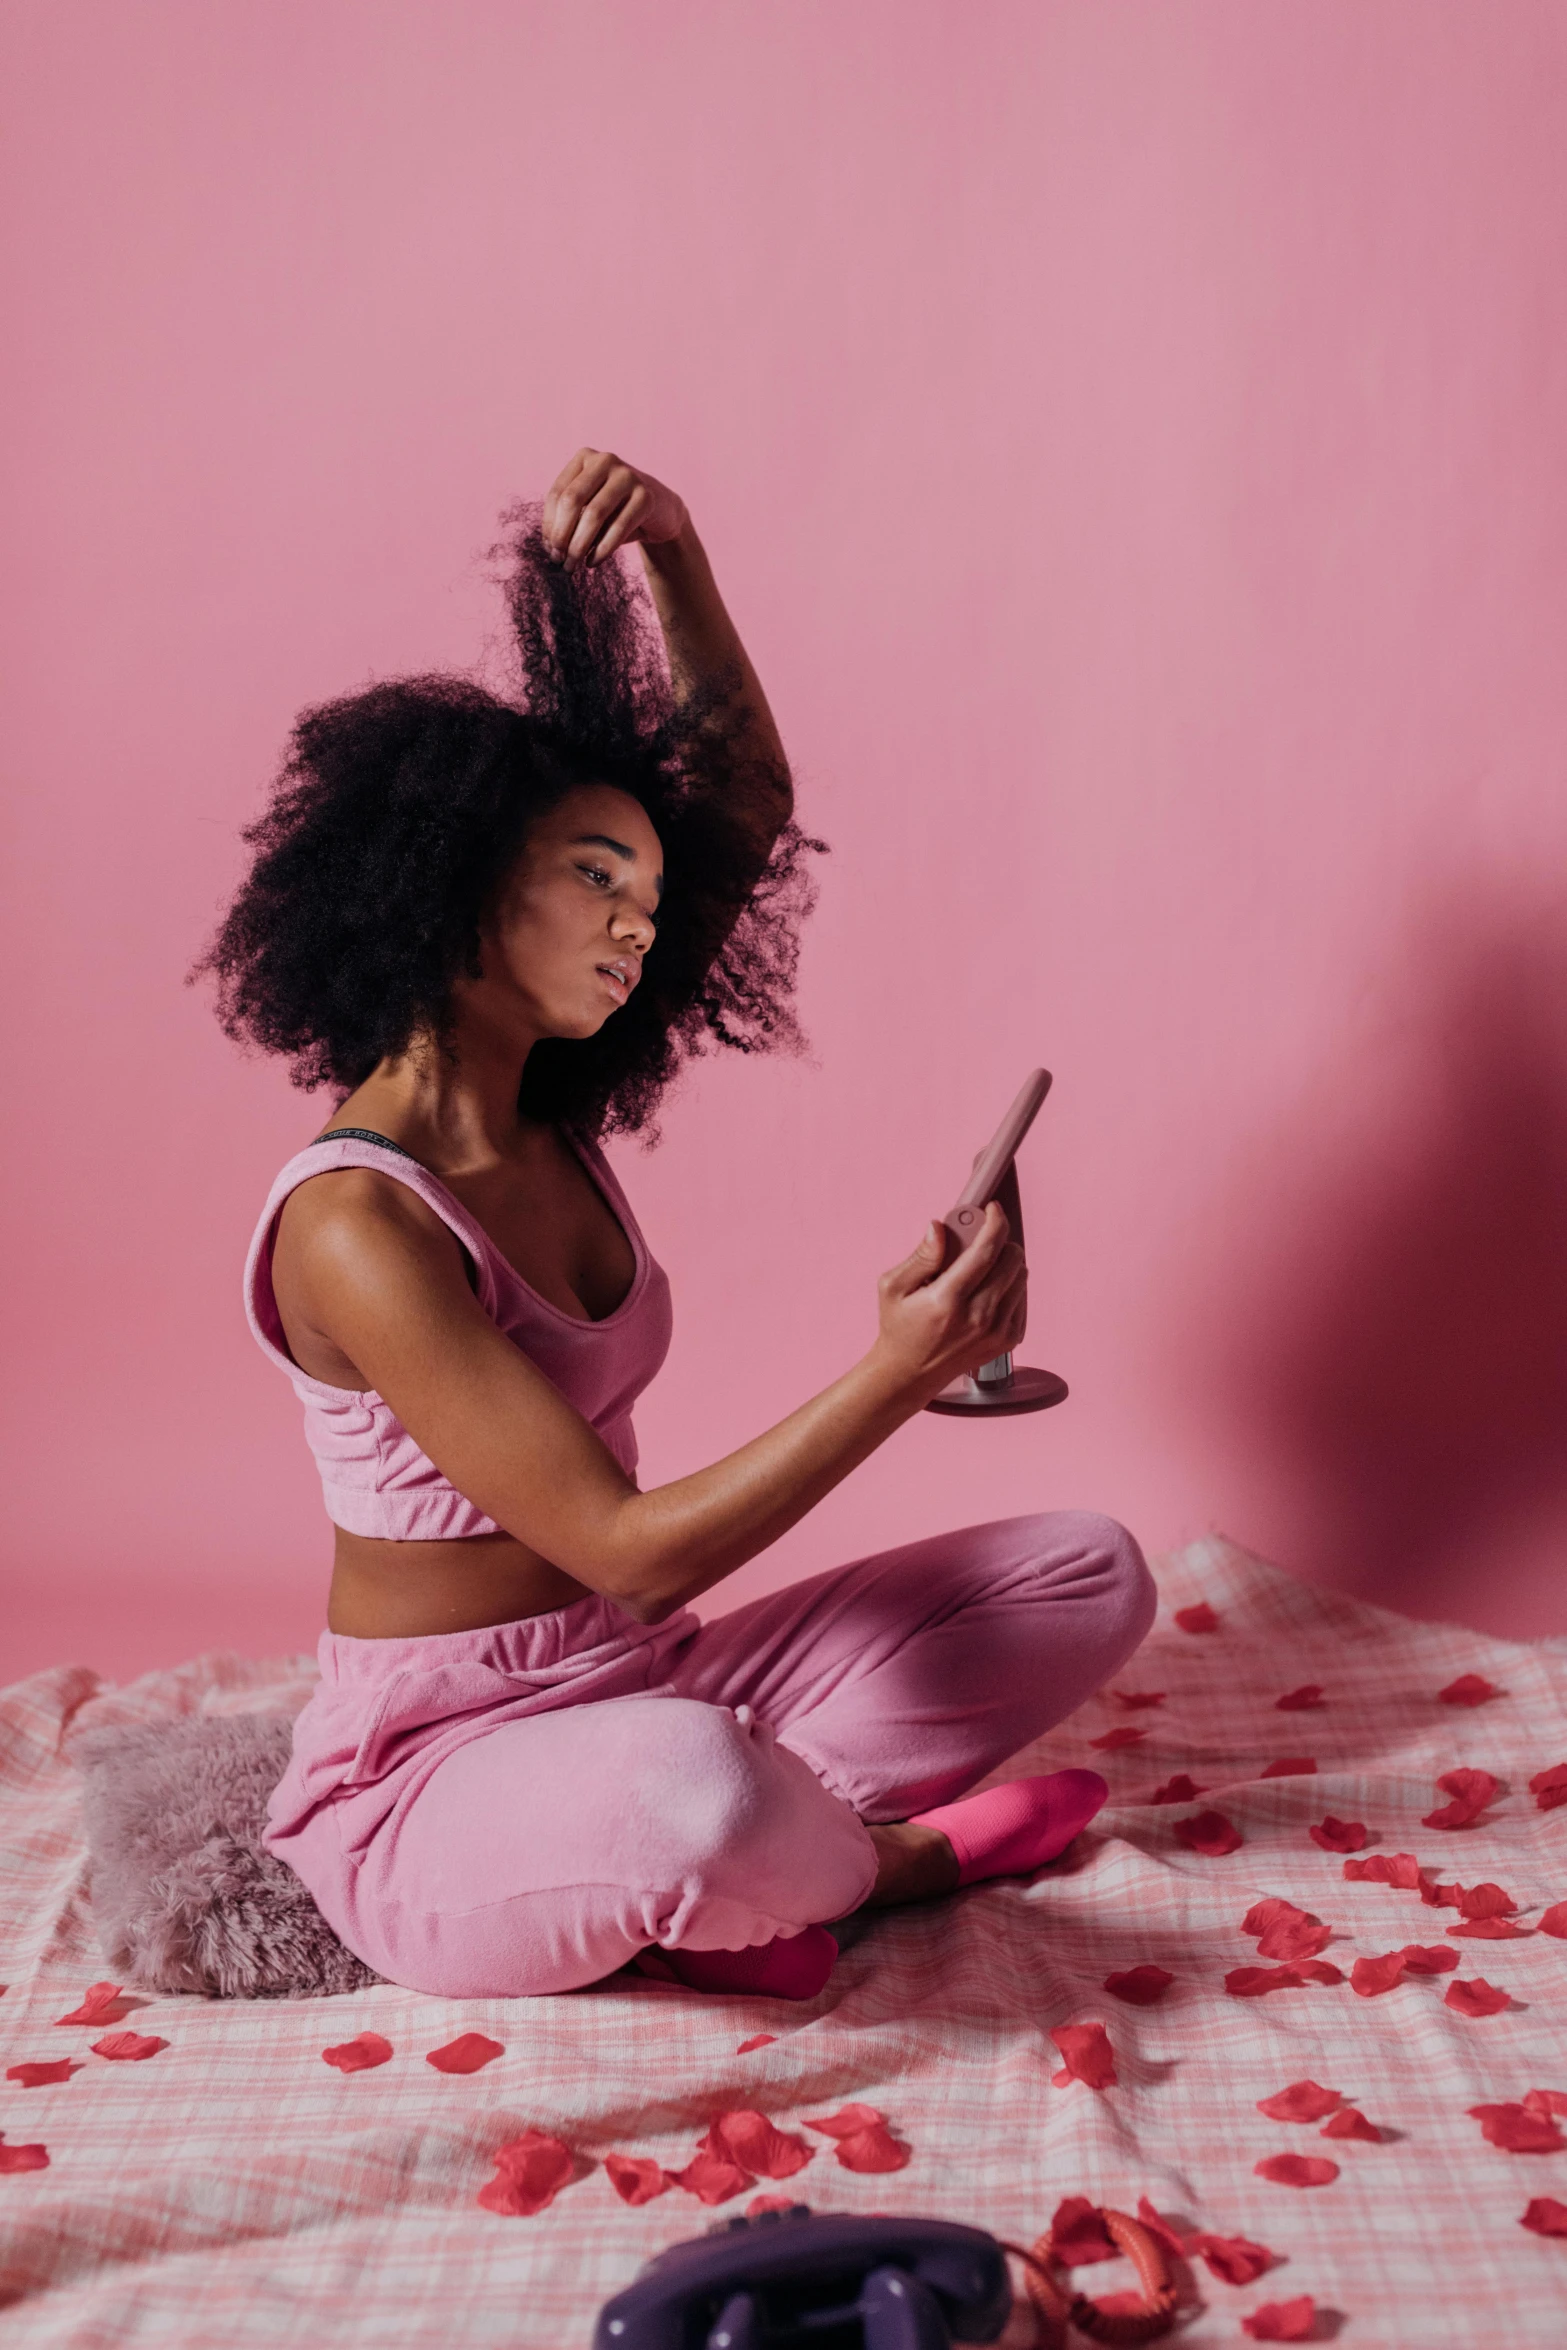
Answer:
[
  {"left": 278, "top": 1171, "right": 1025, "bottom": 1624},
  {"left": 542, "top": 448, "right": 793, "bottom": 859}
]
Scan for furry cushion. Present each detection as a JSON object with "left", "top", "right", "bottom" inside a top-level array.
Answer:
[{"left": 76, "top": 1714, "right": 381, "bottom": 1999}]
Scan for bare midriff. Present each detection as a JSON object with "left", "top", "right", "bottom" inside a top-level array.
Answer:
[{"left": 327, "top": 1527, "right": 598, "bottom": 1639}]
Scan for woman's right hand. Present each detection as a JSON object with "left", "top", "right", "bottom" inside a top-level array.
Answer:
[{"left": 872, "top": 1203, "right": 1028, "bottom": 1404}]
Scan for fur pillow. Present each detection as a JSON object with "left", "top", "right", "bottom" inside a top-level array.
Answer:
[{"left": 76, "top": 1714, "right": 381, "bottom": 1999}]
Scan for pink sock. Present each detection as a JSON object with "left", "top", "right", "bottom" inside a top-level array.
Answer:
[
  {"left": 631, "top": 1923, "right": 837, "bottom": 2000},
  {"left": 909, "top": 1769, "right": 1109, "bottom": 1885}
]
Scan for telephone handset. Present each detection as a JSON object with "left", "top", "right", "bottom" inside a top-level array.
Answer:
[{"left": 924, "top": 1067, "right": 1068, "bottom": 1417}]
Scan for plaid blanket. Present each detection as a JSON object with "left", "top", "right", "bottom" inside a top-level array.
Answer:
[{"left": 2, "top": 1535, "right": 1565, "bottom": 2346}]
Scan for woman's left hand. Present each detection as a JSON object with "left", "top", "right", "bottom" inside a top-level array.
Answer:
[{"left": 542, "top": 448, "right": 688, "bottom": 572}]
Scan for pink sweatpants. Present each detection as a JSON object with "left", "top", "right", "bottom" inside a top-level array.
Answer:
[{"left": 264, "top": 1509, "right": 1154, "bottom": 1997}]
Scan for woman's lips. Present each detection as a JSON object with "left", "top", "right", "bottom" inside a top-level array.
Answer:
[{"left": 596, "top": 965, "right": 631, "bottom": 1006}]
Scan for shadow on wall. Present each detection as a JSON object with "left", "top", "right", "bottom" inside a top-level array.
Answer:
[{"left": 1192, "top": 886, "right": 1567, "bottom": 1634}]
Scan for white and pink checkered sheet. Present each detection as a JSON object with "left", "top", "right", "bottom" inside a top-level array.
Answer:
[{"left": 3, "top": 1534, "right": 1566, "bottom": 2348}]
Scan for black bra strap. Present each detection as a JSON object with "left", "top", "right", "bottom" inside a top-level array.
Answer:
[{"left": 310, "top": 1127, "right": 421, "bottom": 1162}]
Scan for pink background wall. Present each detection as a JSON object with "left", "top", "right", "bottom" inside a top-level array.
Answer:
[{"left": 5, "top": 2, "right": 1566, "bottom": 1684}]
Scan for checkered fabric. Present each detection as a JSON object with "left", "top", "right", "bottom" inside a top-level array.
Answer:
[{"left": 2, "top": 1536, "right": 1565, "bottom": 2346}]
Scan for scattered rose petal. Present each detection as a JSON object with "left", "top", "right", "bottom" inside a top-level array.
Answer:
[
  {"left": 803, "top": 2104, "right": 889, "bottom": 2139},
  {"left": 90, "top": 2033, "right": 166, "bottom": 2062},
  {"left": 1524, "top": 2089, "right": 1567, "bottom": 2117},
  {"left": 670, "top": 2145, "right": 754, "bottom": 2204},
  {"left": 322, "top": 2032, "right": 392, "bottom": 2073},
  {"left": 1261, "top": 1757, "right": 1317, "bottom": 1777},
  {"left": 1422, "top": 1880, "right": 1463, "bottom": 1909},
  {"left": 1151, "top": 1774, "right": 1208, "bottom": 1805},
  {"left": 832, "top": 2121, "right": 912, "bottom": 2174},
  {"left": 1174, "top": 1603, "right": 1219, "bottom": 1634},
  {"left": 1468, "top": 2103, "right": 1566, "bottom": 2154},
  {"left": 427, "top": 2034, "right": 504, "bottom": 2074},
  {"left": 1242, "top": 2298, "right": 1318, "bottom": 2342},
  {"left": 1258, "top": 1915, "right": 1332, "bottom": 1962},
  {"left": 1451, "top": 1918, "right": 1530, "bottom": 1939},
  {"left": 1275, "top": 1687, "right": 1326, "bottom": 1712},
  {"left": 1134, "top": 2197, "right": 1191, "bottom": 2264},
  {"left": 1193, "top": 2231, "right": 1276, "bottom": 2286},
  {"left": 1311, "top": 1817, "right": 1367, "bottom": 1852},
  {"left": 1174, "top": 1810, "right": 1243, "bottom": 1857},
  {"left": 53, "top": 1983, "right": 131, "bottom": 2027},
  {"left": 605, "top": 2153, "right": 671, "bottom": 2205},
  {"left": 0, "top": 2138, "right": 49, "bottom": 2174},
  {"left": 1528, "top": 1764, "right": 1567, "bottom": 1813},
  {"left": 478, "top": 2128, "right": 576, "bottom": 2216},
  {"left": 747, "top": 2193, "right": 800, "bottom": 2216},
  {"left": 1089, "top": 1726, "right": 1148, "bottom": 1752},
  {"left": 1398, "top": 1944, "right": 1459, "bottom": 1974},
  {"left": 1257, "top": 2080, "right": 1340, "bottom": 2122},
  {"left": 1455, "top": 1881, "right": 1517, "bottom": 1918},
  {"left": 1423, "top": 1767, "right": 1501, "bottom": 1829},
  {"left": 1095, "top": 2290, "right": 1157, "bottom": 2316},
  {"left": 1243, "top": 1897, "right": 1304, "bottom": 1935},
  {"left": 1521, "top": 2197, "right": 1567, "bottom": 2237},
  {"left": 1104, "top": 1965, "right": 1173, "bottom": 2006},
  {"left": 1445, "top": 1977, "right": 1511, "bottom": 2017},
  {"left": 708, "top": 2111, "right": 814, "bottom": 2180},
  {"left": 1048, "top": 2023, "right": 1117, "bottom": 2090},
  {"left": 1255, "top": 2154, "right": 1338, "bottom": 2188},
  {"left": 1321, "top": 2107, "right": 1382, "bottom": 2143},
  {"left": 1112, "top": 1690, "right": 1167, "bottom": 1710},
  {"left": 1439, "top": 1674, "right": 1500, "bottom": 1707},
  {"left": 1050, "top": 2196, "right": 1119, "bottom": 2264},
  {"left": 1350, "top": 1952, "right": 1407, "bottom": 1997},
  {"left": 5, "top": 2062, "right": 78, "bottom": 2088},
  {"left": 1537, "top": 1902, "right": 1567, "bottom": 1939},
  {"left": 737, "top": 2035, "right": 777, "bottom": 2053},
  {"left": 1225, "top": 1963, "right": 1342, "bottom": 1997},
  {"left": 1344, "top": 1852, "right": 1422, "bottom": 1888}
]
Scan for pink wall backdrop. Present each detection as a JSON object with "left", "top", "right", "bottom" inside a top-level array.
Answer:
[{"left": 5, "top": 2, "right": 1566, "bottom": 1683}]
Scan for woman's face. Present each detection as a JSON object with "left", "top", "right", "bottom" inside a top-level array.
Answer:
[{"left": 472, "top": 782, "right": 664, "bottom": 1042}]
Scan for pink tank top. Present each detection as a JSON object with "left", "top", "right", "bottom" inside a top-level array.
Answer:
[{"left": 244, "top": 1128, "right": 673, "bottom": 1540}]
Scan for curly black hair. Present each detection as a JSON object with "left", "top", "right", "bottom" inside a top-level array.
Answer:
[{"left": 191, "top": 502, "right": 827, "bottom": 1144}]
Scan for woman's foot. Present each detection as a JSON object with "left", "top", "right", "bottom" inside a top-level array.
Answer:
[
  {"left": 907, "top": 1768, "right": 1109, "bottom": 1886},
  {"left": 630, "top": 1923, "right": 837, "bottom": 2000}
]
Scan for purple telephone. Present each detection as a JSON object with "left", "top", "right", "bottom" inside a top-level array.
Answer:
[
  {"left": 924, "top": 1068, "right": 1068, "bottom": 1418},
  {"left": 592, "top": 2205, "right": 1011, "bottom": 2350}
]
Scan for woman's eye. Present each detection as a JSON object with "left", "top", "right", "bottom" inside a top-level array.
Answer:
[{"left": 579, "top": 864, "right": 613, "bottom": 888}]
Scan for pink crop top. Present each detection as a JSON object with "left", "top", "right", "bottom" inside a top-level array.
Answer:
[{"left": 244, "top": 1129, "right": 673, "bottom": 1540}]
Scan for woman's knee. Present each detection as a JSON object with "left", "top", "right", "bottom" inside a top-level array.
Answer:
[{"left": 1023, "top": 1509, "right": 1157, "bottom": 1654}]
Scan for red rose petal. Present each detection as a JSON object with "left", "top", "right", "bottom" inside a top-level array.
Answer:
[
  {"left": 669, "top": 2145, "right": 754, "bottom": 2204},
  {"left": 1174, "top": 1809, "right": 1243, "bottom": 1857},
  {"left": 1451, "top": 1918, "right": 1530, "bottom": 1939},
  {"left": 1242, "top": 2298, "right": 1318, "bottom": 2342},
  {"left": 803, "top": 2104, "right": 888, "bottom": 2139},
  {"left": 1521, "top": 2197, "right": 1567, "bottom": 2237},
  {"left": 1050, "top": 2195, "right": 1120, "bottom": 2264},
  {"left": 1103, "top": 1965, "right": 1174, "bottom": 2006},
  {"left": 1439, "top": 1674, "right": 1500, "bottom": 1707},
  {"left": 1454, "top": 1881, "right": 1517, "bottom": 1918},
  {"left": 1174, "top": 1603, "right": 1219, "bottom": 1634},
  {"left": 1344, "top": 1852, "right": 1422, "bottom": 1888},
  {"left": 1112, "top": 1690, "right": 1167, "bottom": 1710},
  {"left": 832, "top": 2123, "right": 912, "bottom": 2174},
  {"left": 737, "top": 2035, "right": 777, "bottom": 2053},
  {"left": 1134, "top": 2197, "right": 1192, "bottom": 2264},
  {"left": 1311, "top": 1817, "right": 1367, "bottom": 1852},
  {"left": 1398, "top": 1944, "right": 1459, "bottom": 1973},
  {"left": 1243, "top": 1897, "right": 1305, "bottom": 1935},
  {"left": 53, "top": 1982, "right": 131, "bottom": 2027},
  {"left": 1524, "top": 2089, "right": 1567, "bottom": 2117},
  {"left": 322, "top": 2032, "right": 392, "bottom": 2073},
  {"left": 426, "top": 2033, "right": 504, "bottom": 2074},
  {"left": 1191, "top": 2231, "right": 1275, "bottom": 2285},
  {"left": 1528, "top": 1763, "right": 1567, "bottom": 1813},
  {"left": 1445, "top": 1976, "right": 1511, "bottom": 2017},
  {"left": 1423, "top": 1767, "right": 1501, "bottom": 1829},
  {"left": 1536, "top": 1902, "right": 1567, "bottom": 1939},
  {"left": 708, "top": 2110, "right": 814, "bottom": 2181},
  {"left": 1255, "top": 2154, "right": 1339, "bottom": 2188},
  {"left": 747, "top": 2193, "right": 800, "bottom": 2216},
  {"left": 1151, "top": 1774, "right": 1208, "bottom": 1806},
  {"left": 1274, "top": 1686, "right": 1326, "bottom": 1712},
  {"left": 605, "top": 2153, "right": 671, "bottom": 2205},
  {"left": 1424, "top": 1880, "right": 1463, "bottom": 1909},
  {"left": 5, "top": 2061, "right": 78, "bottom": 2088},
  {"left": 1225, "top": 1964, "right": 1333, "bottom": 1997},
  {"left": 1261, "top": 1758, "right": 1317, "bottom": 1778},
  {"left": 1257, "top": 2080, "right": 1340, "bottom": 2122},
  {"left": 1089, "top": 1726, "right": 1148, "bottom": 1752},
  {"left": 1468, "top": 2102, "right": 1566, "bottom": 2154},
  {"left": 0, "top": 2138, "right": 49, "bottom": 2174},
  {"left": 1351, "top": 1951, "right": 1407, "bottom": 1997},
  {"left": 1321, "top": 2106, "right": 1382, "bottom": 2142},
  {"left": 479, "top": 2128, "right": 576, "bottom": 2216},
  {"left": 1258, "top": 1916, "right": 1332, "bottom": 1962},
  {"left": 1048, "top": 2022, "right": 1117, "bottom": 2090},
  {"left": 1297, "top": 1960, "right": 1344, "bottom": 1984},
  {"left": 90, "top": 2033, "right": 166, "bottom": 2061}
]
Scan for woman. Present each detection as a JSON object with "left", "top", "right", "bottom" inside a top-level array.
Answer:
[{"left": 199, "top": 446, "right": 1155, "bottom": 2001}]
